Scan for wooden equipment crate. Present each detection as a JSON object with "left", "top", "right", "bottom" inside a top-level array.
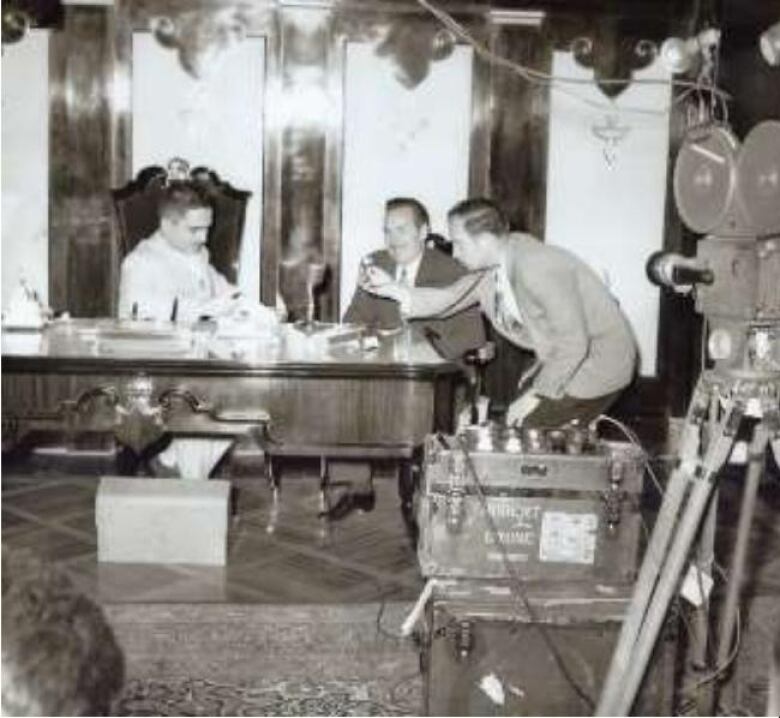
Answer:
[
  {"left": 418, "top": 433, "right": 645, "bottom": 582},
  {"left": 423, "top": 580, "right": 676, "bottom": 716}
]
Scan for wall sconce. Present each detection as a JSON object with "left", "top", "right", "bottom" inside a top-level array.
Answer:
[
  {"left": 2, "top": 0, "right": 62, "bottom": 46},
  {"left": 659, "top": 28, "right": 720, "bottom": 74},
  {"left": 759, "top": 20, "right": 780, "bottom": 66},
  {"left": 2, "top": 7, "right": 29, "bottom": 44},
  {"left": 150, "top": 8, "right": 248, "bottom": 80}
]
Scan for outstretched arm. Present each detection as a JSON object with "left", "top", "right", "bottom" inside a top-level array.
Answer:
[{"left": 360, "top": 266, "right": 488, "bottom": 319}]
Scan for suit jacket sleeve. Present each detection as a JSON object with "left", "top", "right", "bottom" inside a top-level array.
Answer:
[
  {"left": 343, "top": 250, "right": 386, "bottom": 325},
  {"left": 513, "top": 255, "right": 588, "bottom": 399},
  {"left": 416, "top": 255, "right": 486, "bottom": 358},
  {"left": 406, "top": 273, "right": 487, "bottom": 319},
  {"left": 343, "top": 285, "right": 378, "bottom": 325}
]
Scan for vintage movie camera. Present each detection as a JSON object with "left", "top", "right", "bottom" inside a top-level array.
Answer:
[{"left": 646, "top": 120, "right": 780, "bottom": 380}]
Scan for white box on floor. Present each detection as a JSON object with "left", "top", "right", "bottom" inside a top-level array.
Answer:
[{"left": 96, "top": 477, "right": 230, "bottom": 566}]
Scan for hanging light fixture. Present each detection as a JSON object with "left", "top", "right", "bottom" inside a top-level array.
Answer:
[{"left": 659, "top": 28, "right": 720, "bottom": 74}]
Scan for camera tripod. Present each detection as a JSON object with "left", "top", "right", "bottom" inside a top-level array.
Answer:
[{"left": 597, "top": 364, "right": 780, "bottom": 716}]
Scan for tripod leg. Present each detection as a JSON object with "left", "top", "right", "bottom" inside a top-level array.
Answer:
[
  {"left": 617, "top": 475, "right": 716, "bottom": 715},
  {"left": 597, "top": 463, "right": 692, "bottom": 714},
  {"left": 684, "top": 390, "right": 721, "bottom": 713},
  {"left": 684, "top": 487, "right": 719, "bottom": 714},
  {"left": 597, "top": 384, "right": 709, "bottom": 715},
  {"left": 612, "top": 400, "right": 742, "bottom": 716},
  {"left": 715, "top": 424, "right": 770, "bottom": 672}
]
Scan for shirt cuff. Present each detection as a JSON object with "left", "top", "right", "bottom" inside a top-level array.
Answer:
[{"left": 532, "top": 371, "right": 566, "bottom": 400}]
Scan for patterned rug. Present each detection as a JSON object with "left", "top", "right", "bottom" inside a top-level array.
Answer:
[{"left": 117, "top": 676, "right": 422, "bottom": 716}]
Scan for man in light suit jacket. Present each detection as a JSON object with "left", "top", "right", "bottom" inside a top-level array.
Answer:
[
  {"left": 360, "top": 197, "right": 637, "bottom": 429},
  {"left": 343, "top": 197, "right": 485, "bottom": 359}
]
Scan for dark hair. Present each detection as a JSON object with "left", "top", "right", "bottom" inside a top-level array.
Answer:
[
  {"left": 1, "top": 550, "right": 125, "bottom": 716},
  {"left": 426, "top": 232, "right": 453, "bottom": 256},
  {"left": 447, "top": 197, "right": 509, "bottom": 237},
  {"left": 386, "top": 197, "right": 430, "bottom": 229},
  {"left": 158, "top": 181, "right": 211, "bottom": 220}
]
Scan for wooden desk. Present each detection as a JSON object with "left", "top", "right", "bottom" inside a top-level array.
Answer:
[{"left": 2, "top": 321, "right": 459, "bottom": 457}]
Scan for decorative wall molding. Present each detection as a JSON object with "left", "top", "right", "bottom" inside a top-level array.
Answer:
[
  {"left": 570, "top": 33, "right": 659, "bottom": 97},
  {"left": 1, "top": 0, "right": 62, "bottom": 45},
  {"left": 149, "top": 7, "right": 249, "bottom": 79},
  {"left": 375, "top": 17, "right": 457, "bottom": 88}
]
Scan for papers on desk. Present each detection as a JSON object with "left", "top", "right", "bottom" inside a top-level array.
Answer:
[
  {"left": 1, "top": 318, "right": 448, "bottom": 364},
  {"left": 95, "top": 329, "right": 193, "bottom": 357},
  {"left": 290, "top": 322, "right": 364, "bottom": 346},
  {"left": 61, "top": 320, "right": 194, "bottom": 357},
  {"left": 214, "top": 315, "right": 280, "bottom": 340}
]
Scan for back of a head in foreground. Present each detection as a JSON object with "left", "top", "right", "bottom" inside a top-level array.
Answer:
[{"left": 1, "top": 549, "right": 125, "bottom": 716}]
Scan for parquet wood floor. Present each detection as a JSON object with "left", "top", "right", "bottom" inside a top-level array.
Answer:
[{"left": 1, "top": 468, "right": 422, "bottom": 605}]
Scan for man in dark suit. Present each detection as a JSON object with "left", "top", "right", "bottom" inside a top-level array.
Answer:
[
  {"left": 326, "top": 197, "right": 485, "bottom": 520},
  {"left": 343, "top": 197, "right": 485, "bottom": 358}
]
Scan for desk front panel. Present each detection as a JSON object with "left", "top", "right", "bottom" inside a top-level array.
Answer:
[{"left": 2, "top": 362, "right": 457, "bottom": 448}]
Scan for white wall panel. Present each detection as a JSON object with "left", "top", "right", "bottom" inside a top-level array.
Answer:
[
  {"left": 339, "top": 42, "right": 473, "bottom": 314},
  {"left": 2, "top": 31, "right": 50, "bottom": 309},
  {"left": 545, "top": 52, "right": 672, "bottom": 376},
  {"left": 132, "top": 34, "right": 265, "bottom": 299}
]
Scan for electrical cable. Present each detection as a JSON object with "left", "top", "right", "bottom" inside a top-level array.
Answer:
[
  {"left": 414, "top": 0, "right": 732, "bottom": 118},
  {"left": 450, "top": 432, "right": 597, "bottom": 710},
  {"left": 388, "top": 670, "right": 425, "bottom": 713},
  {"left": 373, "top": 579, "right": 414, "bottom": 642},
  {"left": 688, "top": 607, "right": 742, "bottom": 690},
  {"left": 595, "top": 414, "right": 667, "bottom": 498}
]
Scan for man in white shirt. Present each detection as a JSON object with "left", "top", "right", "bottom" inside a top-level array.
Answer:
[
  {"left": 117, "top": 182, "right": 276, "bottom": 478},
  {"left": 119, "top": 182, "right": 259, "bottom": 323}
]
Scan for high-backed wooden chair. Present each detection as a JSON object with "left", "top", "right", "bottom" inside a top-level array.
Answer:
[{"left": 111, "top": 159, "right": 251, "bottom": 283}]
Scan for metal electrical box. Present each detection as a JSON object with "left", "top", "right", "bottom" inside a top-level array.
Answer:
[
  {"left": 418, "top": 432, "right": 645, "bottom": 583},
  {"left": 423, "top": 580, "right": 676, "bottom": 716}
]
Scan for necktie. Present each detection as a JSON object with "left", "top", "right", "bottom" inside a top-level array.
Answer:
[
  {"left": 494, "top": 269, "right": 524, "bottom": 337},
  {"left": 398, "top": 267, "right": 410, "bottom": 287},
  {"left": 493, "top": 269, "right": 506, "bottom": 328}
]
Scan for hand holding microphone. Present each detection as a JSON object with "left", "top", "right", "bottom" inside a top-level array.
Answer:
[{"left": 359, "top": 261, "right": 404, "bottom": 300}]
